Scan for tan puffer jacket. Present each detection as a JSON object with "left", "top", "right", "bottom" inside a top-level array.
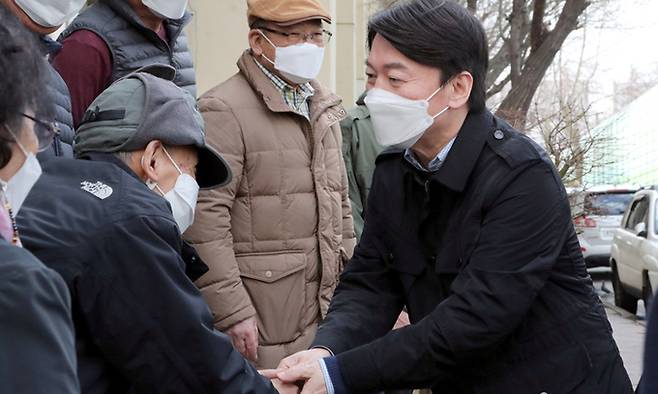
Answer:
[{"left": 185, "top": 51, "right": 355, "bottom": 368}]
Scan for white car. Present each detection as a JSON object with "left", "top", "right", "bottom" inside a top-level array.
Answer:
[
  {"left": 570, "top": 186, "right": 638, "bottom": 268},
  {"left": 610, "top": 188, "right": 658, "bottom": 314}
]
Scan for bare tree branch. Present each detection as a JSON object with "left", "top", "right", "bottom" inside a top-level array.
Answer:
[
  {"left": 487, "top": 73, "right": 511, "bottom": 98},
  {"left": 496, "top": 0, "right": 591, "bottom": 128}
]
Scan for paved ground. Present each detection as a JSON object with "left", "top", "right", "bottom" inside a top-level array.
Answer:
[
  {"left": 592, "top": 269, "right": 647, "bottom": 389},
  {"left": 606, "top": 304, "right": 646, "bottom": 388}
]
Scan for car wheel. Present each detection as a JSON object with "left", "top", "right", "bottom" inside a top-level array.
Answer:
[
  {"left": 611, "top": 261, "right": 638, "bottom": 314},
  {"left": 643, "top": 272, "right": 654, "bottom": 312}
]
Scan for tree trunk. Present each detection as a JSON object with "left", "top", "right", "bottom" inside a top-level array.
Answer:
[
  {"left": 496, "top": 0, "right": 590, "bottom": 129},
  {"left": 530, "top": 0, "right": 547, "bottom": 52},
  {"left": 508, "top": 0, "right": 526, "bottom": 87},
  {"left": 467, "top": 0, "right": 478, "bottom": 14}
]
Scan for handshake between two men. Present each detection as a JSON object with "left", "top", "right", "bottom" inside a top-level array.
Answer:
[
  {"left": 216, "top": 0, "right": 634, "bottom": 392},
  {"left": 261, "top": 349, "right": 333, "bottom": 394}
]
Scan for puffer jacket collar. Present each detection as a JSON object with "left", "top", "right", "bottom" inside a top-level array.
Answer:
[
  {"left": 40, "top": 35, "right": 62, "bottom": 56},
  {"left": 101, "top": 0, "right": 192, "bottom": 46},
  {"left": 236, "top": 50, "right": 344, "bottom": 131}
]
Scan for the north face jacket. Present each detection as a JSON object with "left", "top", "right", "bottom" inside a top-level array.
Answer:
[{"left": 18, "top": 155, "right": 276, "bottom": 394}]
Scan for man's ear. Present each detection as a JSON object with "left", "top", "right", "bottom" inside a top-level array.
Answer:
[
  {"left": 447, "top": 71, "right": 474, "bottom": 109},
  {"left": 248, "top": 29, "right": 264, "bottom": 56},
  {"left": 141, "top": 140, "right": 162, "bottom": 183}
]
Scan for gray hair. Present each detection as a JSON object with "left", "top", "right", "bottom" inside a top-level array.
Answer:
[{"left": 113, "top": 150, "right": 135, "bottom": 165}]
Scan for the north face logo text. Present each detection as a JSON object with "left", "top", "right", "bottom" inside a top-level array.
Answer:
[{"left": 81, "top": 181, "right": 113, "bottom": 200}]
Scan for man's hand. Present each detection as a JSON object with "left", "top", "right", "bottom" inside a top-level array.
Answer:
[
  {"left": 260, "top": 349, "right": 332, "bottom": 393},
  {"left": 277, "top": 348, "right": 331, "bottom": 370},
  {"left": 277, "top": 361, "right": 327, "bottom": 394},
  {"left": 225, "top": 316, "right": 259, "bottom": 362},
  {"left": 271, "top": 378, "right": 301, "bottom": 394}
]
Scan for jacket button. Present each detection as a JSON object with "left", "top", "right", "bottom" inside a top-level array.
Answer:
[
  {"left": 493, "top": 129, "right": 504, "bottom": 140},
  {"left": 265, "top": 271, "right": 273, "bottom": 278}
]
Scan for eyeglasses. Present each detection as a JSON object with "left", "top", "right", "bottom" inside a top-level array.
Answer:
[
  {"left": 21, "top": 113, "right": 61, "bottom": 152},
  {"left": 259, "top": 27, "right": 333, "bottom": 45}
]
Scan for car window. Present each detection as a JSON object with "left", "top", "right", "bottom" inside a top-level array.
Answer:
[
  {"left": 626, "top": 197, "right": 649, "bottom": 230},
  {"left": 624, "top": 200, "right": 639, "bottom": 229},
  {"left": 584, "top": 192, "right": 635, "bottom": 216}
]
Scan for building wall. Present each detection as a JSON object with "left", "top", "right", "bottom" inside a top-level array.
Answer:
[
  {"left": 585, "top": 84, "right": 658, "bottom": 187},
  {"left": 185, "top": 0, "right": 379, "bottom": 107}
]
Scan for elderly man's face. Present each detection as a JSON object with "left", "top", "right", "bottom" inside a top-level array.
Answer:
[
  {"left": 248, "top": 19, "right": 325, "bottom": 82},
  {"left": 131, "top": 140, "right": 198, "bottom": 195},
  {"left": 148, "top": 144, "right": 198, "bottom": 194}
]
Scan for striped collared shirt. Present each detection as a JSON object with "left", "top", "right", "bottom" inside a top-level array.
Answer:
[
  {"left": 404, "top": 137, "right": 456, "bottom": 172},
  {"left": 253, "top": 57, "right": 315, "bottom": 119}
]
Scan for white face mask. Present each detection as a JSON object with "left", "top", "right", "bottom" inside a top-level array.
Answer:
[
  {"left": 142, "top": 0, "right": 188, "bottom": 20},
  {"left": 259, "top": 31, "right": 325, "bottom": 85},
  {"left": 146, "top": 147, "right": 199, "bottom": 233},
  {"left": 2, "top": 129, "right": 42, "bottom": 215},
  {"left": 15, "top": 0, "right": 85, "bottom": 28},
  {"left": 365, "top": 86, "right": 450, "bottom": 150}
]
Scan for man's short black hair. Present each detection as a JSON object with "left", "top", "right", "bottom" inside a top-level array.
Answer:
[
  {"left": 367, "top": 0, "right": 489, "bottom": 113},
  {"left": 0, "top": 4, "right": 50, "bottom": 166}
]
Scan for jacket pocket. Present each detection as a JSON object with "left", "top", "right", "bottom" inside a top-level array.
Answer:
[{"left": 236, "top": 250, "right": 307, "bottom": 344}]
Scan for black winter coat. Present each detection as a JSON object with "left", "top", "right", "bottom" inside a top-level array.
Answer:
[
  {"left": 0, "top": 239, "right": 79, "bottom": 393},
  {"left": 313, "top": 110, "right": 633, "bottom": 393},
  {"left": 17, "top": 155, "right": 275, "bottom": 394}
]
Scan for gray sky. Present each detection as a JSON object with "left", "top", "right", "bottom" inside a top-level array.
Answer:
[
  {"left": 575, "top": 0, "right": 658, "bottom": 118},
  {"left": 591, "top": 0, "right": 658, "bottom": 75}
]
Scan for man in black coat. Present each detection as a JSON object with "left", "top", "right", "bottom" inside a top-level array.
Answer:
[
  {"left": 17, "top": 67, "right": 292, "bottom": 394},
  {"left": 268, "top": 1, "right": 634, "bottom": 393}
]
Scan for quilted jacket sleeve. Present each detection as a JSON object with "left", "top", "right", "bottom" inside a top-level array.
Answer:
[
  {"left": 337, "top": 123, "right": 356, "bottom": 258},
  {"left": 184, "top": 96, "right": 256, "bottom": 331}
]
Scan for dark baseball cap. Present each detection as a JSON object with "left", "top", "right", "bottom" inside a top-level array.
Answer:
[{"left": 74, "top": 65, "right": 231, "bottom": 189}]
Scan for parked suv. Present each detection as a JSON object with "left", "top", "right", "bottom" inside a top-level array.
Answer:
[
  {"left": 610, "top": 187, "right": 658, "bottom": 314},
  {"left": 570, "top": 186, "right": 638, "bottom": 268}
]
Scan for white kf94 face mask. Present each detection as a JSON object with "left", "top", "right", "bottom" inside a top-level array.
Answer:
[
  {"left": 259, "top": 31, "right": 325, "bottom": 85},
  {"left": 2, "top": 129, "right": 42, "bottom": 215},
  {"left": 364, "top": 86, "right": 450, "bottom": 150},
  {"left": 146, "top": 147, "right": 199, "bottom": 233},
  {"left": 142, "top": 0, "right": 188, "bottom": 20},
  {"left": 15, "top": 0, "right": 85, "bottom": 28}
]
